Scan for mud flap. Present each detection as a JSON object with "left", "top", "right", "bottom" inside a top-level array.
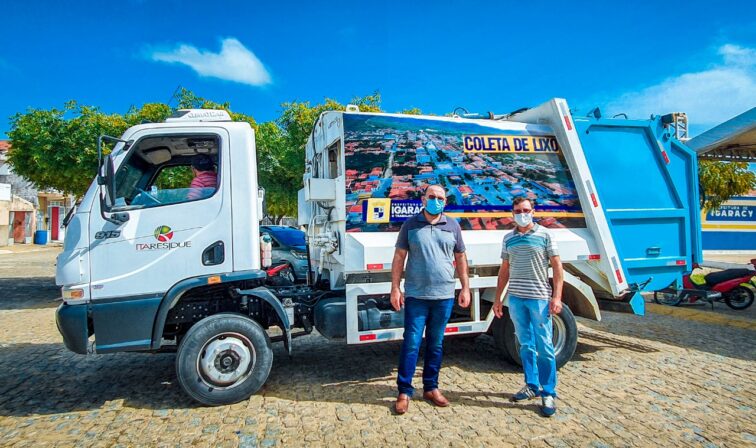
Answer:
[{"left": 598, "top": 291, "right": 645, "bottom": 316}]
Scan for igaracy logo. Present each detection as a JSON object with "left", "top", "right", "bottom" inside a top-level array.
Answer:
[{"left": 136, "top": 225, "right": 191, "bottom": 251}]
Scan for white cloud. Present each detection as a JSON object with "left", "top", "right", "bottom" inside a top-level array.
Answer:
[
  {"left": 150, "top": 38, "right": 271, "bottom": 86},
  {"left": 605, "top": 44, "right": 756, "bottom": 128}
]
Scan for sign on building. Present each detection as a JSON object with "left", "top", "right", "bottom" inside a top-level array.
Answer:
[{"left": 0, "top": 183, "right": 11, "bottom": 202}]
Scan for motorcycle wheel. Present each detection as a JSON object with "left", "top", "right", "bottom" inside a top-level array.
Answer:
[
  {"left": 654, "top": 288, "right": 683, "bottom": 306},
  {"left": 724, "top": 286, "right": 754, "bottom": 310}
]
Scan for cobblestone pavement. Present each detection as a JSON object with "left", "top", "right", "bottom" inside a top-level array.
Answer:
[{"left": 0, "top": 248, "right": 754, "bottom": 447}]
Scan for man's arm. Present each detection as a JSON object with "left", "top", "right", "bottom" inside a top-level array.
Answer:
[
  {"left": 390, "top": 248, "right": 408, "bottom": 311},
  {"left": 550, "top": 255, "right": 564, "bottom": 315},
  {"left": 454, "top": 251, "right": 471, "bottom": 308},
  {"left": 493, "top": 260, "right": 510, "bottom": 318}
]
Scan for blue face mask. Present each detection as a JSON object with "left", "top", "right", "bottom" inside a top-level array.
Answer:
[{"left": 425, "top": 198, "right": 445, "bottom": 215}]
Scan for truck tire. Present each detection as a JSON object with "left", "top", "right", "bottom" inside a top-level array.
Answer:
[
  {"left": 491, "top": 312, "right": 517, "bottom": 365},
  {"left": 176, "top": 313, "right": 273, "bottom": 406},
  {"left": 491, "top": 304, "right": 578, "bottom": 370}
]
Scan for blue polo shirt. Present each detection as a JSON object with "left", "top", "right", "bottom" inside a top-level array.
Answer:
[{"left": 395, "top": 211, "right": 466, "bottom": 300}]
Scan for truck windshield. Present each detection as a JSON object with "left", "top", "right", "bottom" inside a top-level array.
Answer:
[{"left": 112, "top": 134, "right": 220, "bottom": 210}]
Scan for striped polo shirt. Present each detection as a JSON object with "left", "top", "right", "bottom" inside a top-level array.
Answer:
[{"left": 501, "top": 224, "right": 559, "bottom": 300}]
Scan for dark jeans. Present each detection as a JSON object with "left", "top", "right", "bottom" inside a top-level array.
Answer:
[{"left": 396, "top": 297, "right": 454, "bottom": 397}]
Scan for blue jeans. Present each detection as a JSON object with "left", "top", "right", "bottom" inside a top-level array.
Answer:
[
  {"left": 397, "top": 297, "right": 454, "bottom": 397},
  {"left": 508, "top": 295, "right": 557, "bottom": 397}
]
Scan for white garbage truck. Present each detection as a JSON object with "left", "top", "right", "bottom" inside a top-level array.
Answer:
[{"left": 55, "top": 100, "right": 702, "bottom": 405}]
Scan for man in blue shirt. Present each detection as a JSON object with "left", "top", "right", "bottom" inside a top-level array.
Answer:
[{"left": 390, "top": 185, "right": 471, "bottom": 415}]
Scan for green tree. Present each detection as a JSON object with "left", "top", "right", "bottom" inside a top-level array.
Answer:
[
  {"left": 400, "top": 107, "right": 423, "bottom": 115},
  {"left": 699, "top": 160, "right": 756, "bottom": 211},
  {"left": 6, "top": 89, "right": 388, "bottom": 222},
  {"left": 7, "top": 100, "right": 176, "bottom": 197},
  {"left": 261, "top": 91, "right": 383, "bottom": 221}
]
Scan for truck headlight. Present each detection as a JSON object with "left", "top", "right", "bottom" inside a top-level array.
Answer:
[{"left": 290, "top": 250, "right": 307, "bottom": 260}]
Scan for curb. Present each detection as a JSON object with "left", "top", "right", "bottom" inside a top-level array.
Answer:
[{"left": 646, "top": 303, "right": 756, "bottom": 331}]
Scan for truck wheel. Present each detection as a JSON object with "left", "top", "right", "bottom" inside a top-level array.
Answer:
[
  {"left": 176, "top": 313, "right": 273, "bottom": 406},
  {"left": 491, "top": 312, "right": 516, "bottom": 365},
  {"left": 491, "top": 304, "right": 578, "bottom": 370}
]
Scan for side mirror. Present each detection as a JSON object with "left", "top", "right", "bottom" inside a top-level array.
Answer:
[
  {"left": 98, "top": 154, "right": 129, "bottom": 225},
  {"left": 257, "top": 187, "right": 266, "bottom": 221},
  {"left": 97, "top": 134, "right": 130, "bottom": 225},
  {"left": 103, "top": 155, "right": 116, "bottom": 211}
]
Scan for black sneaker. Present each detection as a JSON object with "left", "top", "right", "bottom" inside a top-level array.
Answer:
[
  {"left": 510, "top": 385, "right": 538, "bottom": 402},
  {"left": 540, "top": 395, "right": 557, "bottom": 417}
]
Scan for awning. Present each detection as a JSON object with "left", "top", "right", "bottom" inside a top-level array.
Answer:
[{"left": 687, "top": 107, "right": 756, "bottom": 162}]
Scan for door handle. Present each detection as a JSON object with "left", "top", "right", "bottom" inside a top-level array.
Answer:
[{"left": 202, "top": 241, "right": 225, "bottom": 266}]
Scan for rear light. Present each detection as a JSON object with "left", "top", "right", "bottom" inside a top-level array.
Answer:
[{"left": 359, "top": 334, "right": 377, "bottom": 341}]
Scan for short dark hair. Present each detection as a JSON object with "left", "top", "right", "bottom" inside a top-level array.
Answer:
[
  {"left": 192, "top": 154, "right": 215, "bottom": 172},
  {"left": 512, "top": 196, "right": 534, "bottom": 208}
]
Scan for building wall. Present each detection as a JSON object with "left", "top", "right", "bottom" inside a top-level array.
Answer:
[
  {"left": 0, "top": 195, "right": 36, "bottom": 246},
  {"left": 701, "top": 164, "right": 756, "bottom": 251},
  {"left": 702, "top": 195, "right": 756, "bottom": 251}
]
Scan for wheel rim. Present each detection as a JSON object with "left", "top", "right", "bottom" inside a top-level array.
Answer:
[
  {"left": 511, "top": 315, "right": 568, "bottom": 358},
  {"left": 729, "top": 288, "right": 751, "bottom": 306},
  {"left": 196, "top": 332, "right": 256, "bottom": 390},
  {"left": 552, "top": 315, "right": 567, "bottom": 356}
]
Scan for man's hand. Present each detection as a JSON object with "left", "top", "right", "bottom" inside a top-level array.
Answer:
[
  {"left": 549, "top": 297, "right": 563, "bottom": 315},
  {"left": 457, "top": 287, "right": 471, "bottom": 308},
  {"left": 493, "top": 298, "right": 504, "bottom": 319},
  {"left": 390, "top": 287, "right": 405, "bottom": 311}
]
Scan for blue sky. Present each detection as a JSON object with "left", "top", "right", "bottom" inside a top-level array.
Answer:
[{"left": 1, "top": 0, "right": 755, "bottom": 138}]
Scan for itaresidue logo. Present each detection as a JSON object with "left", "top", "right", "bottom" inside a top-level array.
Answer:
[
  {"left": 136, "top": 225, "right": 192, "bottom": 251},
  {"left": 154, "top": 225, "right": 173, "bottom": 242}
]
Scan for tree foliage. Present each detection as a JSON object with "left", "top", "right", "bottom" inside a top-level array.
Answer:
[
  {"left": 12, "top": 90, "right": 754, "bottom": 219},
  {"left": 7, "top": 101, "right": 174, "bottom": 197},
  {"left": 6, "top": 89, "right": 387, "bottom": 221},
  {"left": 699, "top": 160, "right": 755, "bottom": 211}
]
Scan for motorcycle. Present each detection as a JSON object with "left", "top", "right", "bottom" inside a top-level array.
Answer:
[
  {"left": 265, "top": 262, "right": 297, "bottom": 286},
  {"left": 654, "top": 259, "right": 756, "bottom": 310}
]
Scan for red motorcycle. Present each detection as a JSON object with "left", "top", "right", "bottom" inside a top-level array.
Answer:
[
  {"left": 654, "top": 260, "right": 756, "bottom": 310},
  {"left": 265, "top": 262, "right": 297, "bottom": 286}
]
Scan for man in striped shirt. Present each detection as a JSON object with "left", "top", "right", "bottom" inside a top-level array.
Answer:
[{"left": 493, "top": 197, "right": 564, "bottom": 417}]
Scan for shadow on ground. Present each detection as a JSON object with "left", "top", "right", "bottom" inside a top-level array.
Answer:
[
  {"left": 578, "top": 312, "right": 756, "bottom": 362},
  {"left": 0, "top": 334, "right": 566, "bottom": 416},
  {"left": 0, "top": 277, "right": 60, "bottom": 310},
  {"left": 3, "top": 311, "right": 749, "bottom": 416}
]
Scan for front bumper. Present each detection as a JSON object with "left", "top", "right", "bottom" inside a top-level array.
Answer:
[{"left": 56, "top": 303, "right": 90, "bottom": 354}]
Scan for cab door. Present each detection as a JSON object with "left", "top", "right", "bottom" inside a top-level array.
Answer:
[{"left": 87, "top": 127, "right": 233, "bottom": 352}]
